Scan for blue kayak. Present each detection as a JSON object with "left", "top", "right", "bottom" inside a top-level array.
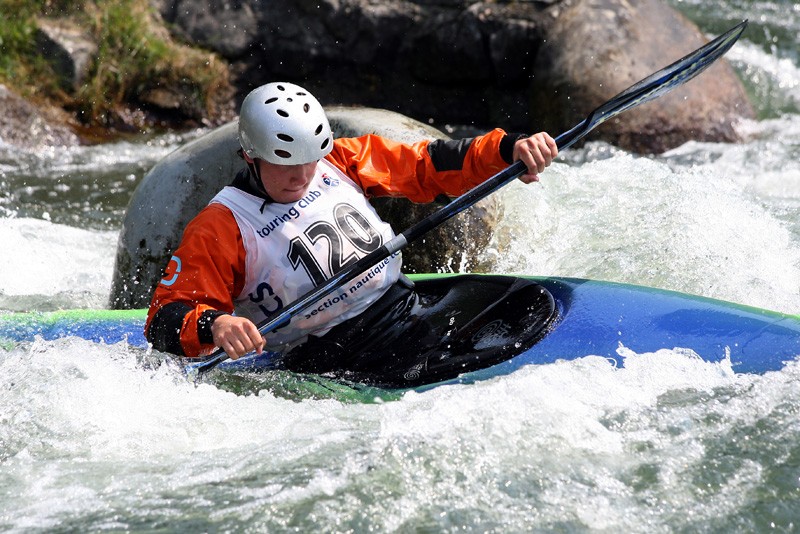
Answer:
[{"left": 2, "top": 274, "right": 798, "bottom": 389}]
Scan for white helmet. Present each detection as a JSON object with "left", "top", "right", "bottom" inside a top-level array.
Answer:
[{"left": 238, "top": 82, "right": 334, "bottom": 165}]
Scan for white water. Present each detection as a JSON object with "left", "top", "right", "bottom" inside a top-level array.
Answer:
[
  {"left": 3, "top": 335, "right": 799, "bottom": 531},
  {"left": 490, "top": 123, "right": 800, "bottom": 314},
  {"left": 2, "top": 19, "right": 800, "bottom": 534}
]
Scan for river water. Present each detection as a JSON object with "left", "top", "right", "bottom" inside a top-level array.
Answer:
[{"left": 2, "top": 2, "right": 800, "bottom": 531}]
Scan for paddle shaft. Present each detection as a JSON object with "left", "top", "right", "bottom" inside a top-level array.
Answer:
[{"left": 190, "top": 20, "right": 747, "bottom": 376}]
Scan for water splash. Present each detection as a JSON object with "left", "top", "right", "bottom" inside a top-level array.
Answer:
[
  {"left": 4, "top": 336, "right": 798, "bottom": 531},
  {"left": 0, "top": 218, "right": 117, "bottom": 311},
  {"left": 486, "top": 147, "right": 800, "bottom": 314}
]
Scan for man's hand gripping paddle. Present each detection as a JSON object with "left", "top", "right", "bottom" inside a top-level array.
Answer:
[{"left": 187, "top": 20, "right": 748, "bottom": 379}]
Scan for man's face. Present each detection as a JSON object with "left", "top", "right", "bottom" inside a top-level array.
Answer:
[{"left": 257, "top": 158, "right": 318, "bottom": 203}]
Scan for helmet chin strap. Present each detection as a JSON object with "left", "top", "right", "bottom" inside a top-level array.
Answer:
[
  {"left": 243, "top": 152, "right": 272, "bottom": 200},
  {"left": 246, "top": 160, "right": 263, "bottom": 189}
]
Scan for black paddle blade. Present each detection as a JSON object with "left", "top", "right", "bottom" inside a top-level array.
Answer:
[{"left": 556, "top": 20, "right": 748, "bottom": 150}]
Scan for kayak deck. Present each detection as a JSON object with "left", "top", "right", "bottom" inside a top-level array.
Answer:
[{"left": 273, "top": 275, "right": 559, "bottom": 387}]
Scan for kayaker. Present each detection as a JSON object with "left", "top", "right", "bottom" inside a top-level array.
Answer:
[{"left": 145, "top": 81, "right": 557, "bottom": 360}]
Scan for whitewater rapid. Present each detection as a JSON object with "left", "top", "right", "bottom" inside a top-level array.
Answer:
[{"left": 2, "top": 18, "right": 800, "bottom": 531}]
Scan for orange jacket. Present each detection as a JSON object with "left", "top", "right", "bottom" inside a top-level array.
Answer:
[{"left": 146, "top": 129, "right": 517, "bottom": 357}]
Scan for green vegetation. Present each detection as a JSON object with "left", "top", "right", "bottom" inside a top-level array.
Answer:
[{"left": 0, "top": 0, "right": 231, "bottom": 128}]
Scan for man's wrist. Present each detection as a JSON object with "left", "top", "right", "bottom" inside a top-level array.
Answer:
[
  {"left": 500, "top": 133, "right": 528, "bottom": 164},
  {"left": 198, "top": 310, "right": 229, "bottom": 344}
]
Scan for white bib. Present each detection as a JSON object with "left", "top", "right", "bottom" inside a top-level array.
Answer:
[{"left": 211, "top": 159, "right": 402, "bottom": 348}]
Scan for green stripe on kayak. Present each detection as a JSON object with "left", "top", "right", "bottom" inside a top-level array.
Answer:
[{"left": 0, "top": 308, "right": 147, "bottom": 325}]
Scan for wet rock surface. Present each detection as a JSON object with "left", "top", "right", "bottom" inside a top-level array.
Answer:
[{"left": 4, "top": 0, "right": 753, "bottom": 154}]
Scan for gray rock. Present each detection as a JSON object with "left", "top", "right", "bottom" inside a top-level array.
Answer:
[
  {"left": 0, "top": 85, "right": 79, "bottom": 149},
  {"left": 156, "top": 0, "right": 752, "bottom": 153},
  {"left": 35, "top": 17, "right": 97, "bottom": 92},
  {"left": 165, "top": 0, "right": 553, "bottom": 130},
  {"left": 110, "top": 107, "right": 500, "bottom": 309},
  {"left": 158, "top": 0, "right": 259, "bottom": 58},
  {"left": 530, "top": 0, "right": 754, "bottom": 153}
]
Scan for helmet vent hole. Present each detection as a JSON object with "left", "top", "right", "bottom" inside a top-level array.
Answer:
[
  {"left": 277, "top": 109, "right": 289, "bottom": 118},
  {"left": 320, "top": 138, "right": 330, "bottom": 150},
  {"left": 274, "top": 150, "right": 292, "bottom": 159},
  {"left": 277, "top": 85, "right": 286, "bottom": 91},
  {"left": 315, "top": 124, "right": 323, "bottom": 135},
  {"left": 277, "top": 134, "right": 294, "bottom": 142},
  {"left": 303, "top": 103, "right": 310, "bottom": 113},
  {"left": 265, "top": 97, "right": 278, "bottom": 104}
]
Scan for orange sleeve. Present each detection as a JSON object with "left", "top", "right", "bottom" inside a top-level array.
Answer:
[
  {"left": 145, "top": 203, "right": 247, "bottom": 357},
  {"left": 325, "top": 128, "right": 510, "bottom": 202}
]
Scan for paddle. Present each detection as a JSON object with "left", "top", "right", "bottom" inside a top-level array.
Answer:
[{"left": 188, "top": 20, "right": 747, "bottom": 378}]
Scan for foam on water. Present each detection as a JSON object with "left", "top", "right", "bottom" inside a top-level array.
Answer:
[
  {"left": 1, "top": 337, "right": 376, "bottom": 529},
  {"left": 0, "top": 218, "right": 117, "bottom": 311},
  {"left": 485, "top": 142, "right": 800, "bottom": 315},
  {"left": 487, "top": 119, "right": 800, "bottom": 313},
  {"left": 3, "top": 335, "right": 799, "bottom": 531},
  {"left": 0, "top": 131, "right": 198, "bottom": 177}
]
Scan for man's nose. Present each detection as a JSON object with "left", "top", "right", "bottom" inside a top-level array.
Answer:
[{"left": 299, "top": 162, "right": 317, "bottom": 181}]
